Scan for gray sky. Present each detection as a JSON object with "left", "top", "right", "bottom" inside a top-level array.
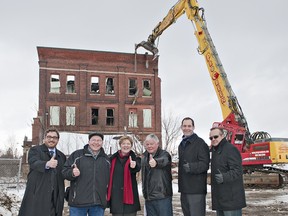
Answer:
[{"left": 1, "top": 0, "right": 288, "bottom": 152}]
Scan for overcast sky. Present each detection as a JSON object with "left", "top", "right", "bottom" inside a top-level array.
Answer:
[{"left": 1, "top": 0, "right": 288, "bottom": 153}]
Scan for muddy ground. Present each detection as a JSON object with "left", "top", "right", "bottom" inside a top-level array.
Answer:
[
  {"left": 62, "top": 186, "right": 288, "bottom": 216},
  {"left": 1, "top": 183, "right": 286, "bottom": 215}
]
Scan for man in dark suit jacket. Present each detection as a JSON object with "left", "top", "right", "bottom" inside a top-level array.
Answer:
[
  {"left": 178, "top": 117, "right": 210, "bottom": 216},
  {"left": 19, "top": 128, "right": 66, "bottom": 216}
]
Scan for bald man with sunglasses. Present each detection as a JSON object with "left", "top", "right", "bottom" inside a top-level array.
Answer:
[{"left": 209, "top": 127, "right": 246, "bottom": 216}]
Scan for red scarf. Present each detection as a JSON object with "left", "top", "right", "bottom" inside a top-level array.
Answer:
[{"left": 107, "top": 151, "right": 134, "bottom": 204}]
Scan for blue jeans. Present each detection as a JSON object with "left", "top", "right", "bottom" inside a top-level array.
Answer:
[
  {"left": 145, "top": 197, "right": 173, "bottom": 216},
  {"left": 70, "top": 206, "right": 105, "bottom": 216},
  {"left": 216, "top": 209, "right": 242, "bottom": 216}
]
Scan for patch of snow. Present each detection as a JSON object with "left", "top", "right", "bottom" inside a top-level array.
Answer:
[{"left": 0, "top": 185, "right": 25, "bottom": 216}]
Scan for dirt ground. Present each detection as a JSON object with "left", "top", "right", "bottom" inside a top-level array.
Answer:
[
  {"left": 62, "top": 185, "right": 288, "bottom": 216},
  {"left": 239, "top": 187, "right": 288, "bottom": 216},
  {"left": 1, "top": 183, "right": 287, "bottom": 215}
]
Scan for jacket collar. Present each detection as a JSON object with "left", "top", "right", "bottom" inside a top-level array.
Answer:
[
  {"left": 83, "top": 144, "right": 105, "bottom": 157},
  {"left": 144, "top": 147, "right": 161, "bottom": 157}
]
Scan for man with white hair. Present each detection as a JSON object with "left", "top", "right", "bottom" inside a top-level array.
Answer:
[{"left": 141, "top": 133, "right": 173, "bottom": 216}]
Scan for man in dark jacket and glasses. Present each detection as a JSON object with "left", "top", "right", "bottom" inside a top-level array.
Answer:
[
  {"left": 62, "top": 132, "right": 110, "bottom": 216},
  {"left": 210, "top": 127, "right": 246, "bottom": 216},
  {"left": 19, "top": 128, "right": 66, "bottom": 216}
]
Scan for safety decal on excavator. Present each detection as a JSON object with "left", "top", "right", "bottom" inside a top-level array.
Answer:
[
  {"left": 279, "top": 143, "right": 288, "bottom": 153},
  {"left": 206, "top": 52, "right": 226, "bottom": 105}
]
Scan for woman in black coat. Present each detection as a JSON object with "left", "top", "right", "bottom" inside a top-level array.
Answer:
[{"left": 107, "top": 136, "right": 141, "bottom": 216}]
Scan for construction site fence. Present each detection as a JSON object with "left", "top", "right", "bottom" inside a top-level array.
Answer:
[{"left": 0, "top": 158, "right": 24, "bottom": 190}]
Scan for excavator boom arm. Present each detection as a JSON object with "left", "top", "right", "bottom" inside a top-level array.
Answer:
[
  {"left": 135, "top": 1, "right": 288, "bottom": 186},
  {"left": 136, "top": 0, "right": 251, "bottom": 136},
  {"left": 136, "top": 0, "right": 186, "bottom": 56}
]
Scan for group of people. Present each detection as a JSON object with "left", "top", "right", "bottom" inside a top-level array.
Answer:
[{"left": 18, "top": 117, "right": 246, "bottom": 216}]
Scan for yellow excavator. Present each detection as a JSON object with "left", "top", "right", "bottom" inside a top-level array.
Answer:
[{"left": 135, "top": 0, "right": 288, "bottom": 187}]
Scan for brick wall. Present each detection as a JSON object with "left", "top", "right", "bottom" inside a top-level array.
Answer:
[{"left": 31, "top": 47, "right": 162, "bottom": 145}]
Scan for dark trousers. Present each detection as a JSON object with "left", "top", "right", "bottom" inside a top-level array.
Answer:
[
  {"left": 180, "top": 193, "right": 206, "bottom": 216},
  {"left": 216, "top": 209, "right": 242, "bottom": 216},
  {"left": 145, "top": 197, "right": 173, "bottom": 216},
  {"left": 50, "top": 205, "right": 56, "bottom": 216}
]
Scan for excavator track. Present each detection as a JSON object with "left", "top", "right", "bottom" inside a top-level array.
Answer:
[{"left": 243, "top": 166, "right": 288, "bottom": 188}]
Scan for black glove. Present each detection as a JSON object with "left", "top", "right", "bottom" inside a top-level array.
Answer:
[
  {"left": 215, "top": 169, "right": 224, "bottom": 184},
  {"left": 183, "top": 162, "right": 190, "bottom": 173}
]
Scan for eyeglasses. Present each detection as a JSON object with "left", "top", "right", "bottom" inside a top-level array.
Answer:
[
  {"left": 209, "top": 135, "right": 219, "bottom": 141},
  {"left": 46, "top": 136, "right": 59, "bottom": 140},
  {"left": 90, "top": 139, "right": 103, "bottom": 143}
]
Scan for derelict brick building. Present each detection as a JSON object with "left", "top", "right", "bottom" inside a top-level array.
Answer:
[{"left": 30, "top": 47, "right": 162, "bottom": 147}]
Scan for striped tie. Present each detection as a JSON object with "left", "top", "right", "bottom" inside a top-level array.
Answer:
[{"left": 49, "top": 150, "right": 54, "bottom": 157}]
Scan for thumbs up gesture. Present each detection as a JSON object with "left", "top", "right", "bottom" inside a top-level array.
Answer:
[
  {"left": 72, "top": 163, "right": 80, "bottom": 177},
  {"left": 46, "top": 153, "right": 58, "bottom": 168},
  {"left": 149, "top": 154, "right": 157, "bottom": 168},
  {"left": 129, "top": 156, "right": 136, "bottom": 168}
]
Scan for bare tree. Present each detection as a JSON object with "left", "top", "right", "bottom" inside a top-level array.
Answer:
[
  {"left": 2, "top": 134, "right": 20, "bottom": 158},
  {"left": 104, "top": 135, "right": 115, "bottom": 155},
  {"left": 162, "top": 110, "right": 182, "bottom": 154},
  {"left": 131, "top": 135, "right": 145, "bottom": 156}
]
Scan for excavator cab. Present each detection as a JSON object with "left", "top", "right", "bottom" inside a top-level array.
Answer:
[{"left": 212, "top": 121, "right": 247, "bottom": 153}]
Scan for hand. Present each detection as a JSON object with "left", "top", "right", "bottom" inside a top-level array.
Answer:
[
  {"left": 129, "top": 156, "right": 136, "bottom": 168},
  {"left": 149, "top": 154, "right": 157, "bottom": 168},
  {"left": 183, "top": 162, "right": 190, "bottom": 173},
  {"left": 72, "top": 164, "right": 80, "bottom": 177},
  {"left": 215, "top": 169, "right": 223, "bottom": 184},
  {"left": 46, "top": 154, "right": 58, "bottom": 168}
]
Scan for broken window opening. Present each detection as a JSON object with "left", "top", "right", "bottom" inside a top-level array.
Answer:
[
  {"left": 50, "top": 106, "right": 60, "bottom": 126},
  {"left": 129, "top": 109, "right": 138, "bottom": 128},
  {"left": 143, "top": 79, "right": 152, "bottom": 96},
  {"left": 129, "top": 79, "right": 138, "bottom": 96},
  {"left": 91, "top": 76, "right": 100, "bottom": 94},
  {"left": 66, "top": 106, "right": 76, "bottom": 125},
  {"left": 143, "top": 109, "right": 152, "bottom": 128},
  {"left": 106, "top": 78, "right": 114, "bottom": 95},
  {"left": 50, "top": 74, "right": 60, "bottom": 93},
  {"left": 106, "top": 109, "right": 114, "bottom": 126},
  {"left": 91, "top": 108, "right": 99, "bottom": 125},
  {"left": 66, "top": 75, "right": 75, "bottom": 93}
]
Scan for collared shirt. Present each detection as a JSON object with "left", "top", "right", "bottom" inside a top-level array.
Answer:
[
  {"left": 180, "top": 133, "right": 194, "bottom": 149},
  {"left": 48, "top": 148, "right": 56, "bottom": 156},
  {"left": 88, "top": 146, "right": 100, "bottom": 159}
]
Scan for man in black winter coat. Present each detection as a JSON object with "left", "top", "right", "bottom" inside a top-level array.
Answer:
[
  {"left": 18, "top": 128, "right": 66, "bottom": 216},
  {"left": 178, "top": 117, "right": 210, "bottom": 216},
  {"left": 62, "top": 132, "right": 110, "bottom": 216},
  {"left": 210, "top": 127, "right": 246, "bottom": 216},
  {"left": 141, "top": 133, "right": 173, "bottom": 216}
]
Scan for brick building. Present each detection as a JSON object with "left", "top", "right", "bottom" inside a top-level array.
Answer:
[{"left": 29, "top": 47, "right": 162, "bottom": 149}]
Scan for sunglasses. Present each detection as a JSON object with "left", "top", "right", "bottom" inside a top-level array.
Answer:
[{"left": 209, "top": 135, "right": 219, "bottom": 140}]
